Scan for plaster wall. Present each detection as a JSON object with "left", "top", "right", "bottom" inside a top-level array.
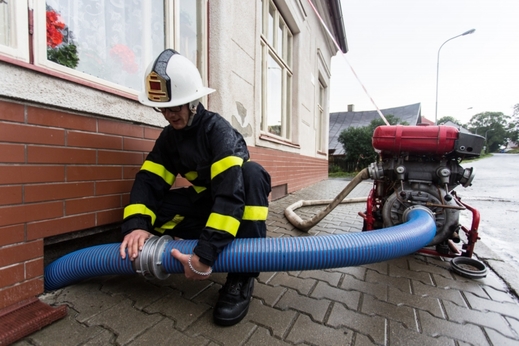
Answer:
[
  {"left": 295, "top": 1, "right": 334, "bottom": 157},
  {"left": 207, "top": 1, "right": 258, "bottom": 147},
  {"left": 208, "top": 0, "right": 335, "bottom": 158},
  {"left": 0, "top": 61, "right": 167, "bottom": 128}
]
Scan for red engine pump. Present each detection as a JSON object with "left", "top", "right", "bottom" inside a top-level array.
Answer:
[{"left": 362, "top": 124, "right": 485, "bottom": 257}]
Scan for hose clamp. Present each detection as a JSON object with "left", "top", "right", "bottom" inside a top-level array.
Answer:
[{"left": 133, "top": 235, "right": 172, "bottom": 280}]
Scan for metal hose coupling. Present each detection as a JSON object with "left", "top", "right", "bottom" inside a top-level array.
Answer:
[
  {"left": 402, "top": 205, "right": 435, "bottom": 221},
  {"left": 133, "top": 235, "right": 173, "bottom": 280}
]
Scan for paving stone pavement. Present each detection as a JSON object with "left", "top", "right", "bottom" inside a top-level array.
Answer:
[{"left": 14, "top": 179, "right": 519, "bottom": 346}]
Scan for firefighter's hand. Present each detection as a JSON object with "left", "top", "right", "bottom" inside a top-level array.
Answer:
[
  {"left": 171, "top": 249, "right": 212, "bottom": 280},
  {"left": 120, "top": 229, "right": 152, "bottom": 260}
]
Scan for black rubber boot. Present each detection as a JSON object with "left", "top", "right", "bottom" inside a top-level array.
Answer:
[{"left": 213, "top": 274, "right": 254, "bottom": 326}]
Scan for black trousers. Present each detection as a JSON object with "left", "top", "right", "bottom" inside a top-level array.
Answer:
[{"left": 153, "top": 161, "right": 271, "bottom": 276}]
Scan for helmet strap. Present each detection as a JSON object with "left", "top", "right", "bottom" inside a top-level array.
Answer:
[
  {"left": 186, "top": 101, "right": 198, "bottom": 127},
  {"left": 186, "top": 100, "right": 199, "bottom": 127},
  {"left": 187, "top": 114, "right": 195, "bottom": 126}
]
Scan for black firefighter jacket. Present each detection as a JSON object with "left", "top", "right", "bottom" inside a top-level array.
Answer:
[{"left": 121, "top": 103, "right": 249, "bottom": 266}]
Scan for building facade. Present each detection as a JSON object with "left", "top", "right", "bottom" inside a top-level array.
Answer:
[{"left": 0, "top": 0, "right": 346, "bottom": 314}]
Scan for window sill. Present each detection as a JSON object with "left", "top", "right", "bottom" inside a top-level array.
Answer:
[
  {"left": 259, "top": 133, "right": 300, "bottom": 149},
  {"left": 0, "top": 55, "right": 137, "bottom": 101}
]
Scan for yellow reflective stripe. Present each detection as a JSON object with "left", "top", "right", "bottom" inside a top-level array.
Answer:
[
  {"left": 211, "top": 156, "right": 243, "bottom": 179},
  {"left": 206, "top": 213, "right": 240, "bottom": 236},
  {"left": 155, "top": 215, "right": 185, "bottom": 234},
  {"left": 242, "top": 206, "right": 269, "bottom": 221},
  {"left": 185, "top": 171, "right": 198, "bottom": 181},
  {"left": 141, "top": 160, "right": 175, "bottom": 185},
  {"left": 192, "top": 185, "right": 207, "bottom": 193},
  {"left": 124, "top": 204, "right": 156, "bottom": 225}
]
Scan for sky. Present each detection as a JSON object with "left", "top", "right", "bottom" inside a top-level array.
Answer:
[{"left": 329, "top": 0, "right": 519, "bottom": 124}]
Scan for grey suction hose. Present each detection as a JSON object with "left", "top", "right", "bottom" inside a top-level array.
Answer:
[{"left": 284, "top": 168, "right": 369, "bottom": 231}]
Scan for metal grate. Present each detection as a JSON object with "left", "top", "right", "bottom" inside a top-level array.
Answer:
[{"left": 0, "top": 297, "right": 67, "bottom": 345}]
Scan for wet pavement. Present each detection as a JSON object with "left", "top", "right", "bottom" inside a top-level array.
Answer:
[
  {"left": 457, "top": 154, "right": 519, "bottom": 275},
  {"left": 14, "top": 179, "right": 519, "bottom": 345}
]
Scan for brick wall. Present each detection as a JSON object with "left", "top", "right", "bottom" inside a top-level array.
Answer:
[
  {"left": 0, "top": 99, "right": 328, "bottom": 310},
  {"left": 249, "top": 146, "right": 328, "bottom": 195},
  {"left": 0, "top": 100, "right": 160, "bottom": 309}
]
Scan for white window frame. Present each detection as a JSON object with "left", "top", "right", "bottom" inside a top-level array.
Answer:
[
  {"left": 316, "top": 78, "right": 326, "bottom": 153},
  {"left": 316, "top": 49, "right": 331, "bottom": 154},
  {"left": 260, "top": 0, "right": 293, "bottom": 141},
  {"left": 1, "top": 0, "right": 208, "bottom": 98},
  {"left": 0, "top": 0, "right": 29, "bottom": 62}
]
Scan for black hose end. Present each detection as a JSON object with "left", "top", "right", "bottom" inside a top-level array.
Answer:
[{"left": 450, "top": 257, "right": 487, "bottom": 279}]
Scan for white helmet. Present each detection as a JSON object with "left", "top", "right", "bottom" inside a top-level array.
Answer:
[{"left": 138, "top": 49, "right": 215, "bottom": 108}]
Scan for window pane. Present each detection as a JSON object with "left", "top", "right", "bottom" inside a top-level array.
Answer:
[
  {"left": 316, "top": 111, "right": 322, "bottom": 150},
  {"left": 180, "top": 0, "right": 198, "bottom": 66},
  {"left": 285, "top": 73, "right": 292, "bottom": 137},
  {"left": 267, "top": 3, "right": 275, "bottom": 46},
  {"left": 261, "top": 0, "right": 264, "bottom": 36},
  {"left": 0, "top": 1, "right": 14, "bottom": 47},
  {"left": 45, "top": 0, "right": 165, "bottom": 91},
  {"left": 286, "top": 31, "right": 292, "bottom": 66},
  {"left": 317, "top": 81, "right": 325, "bottom": 151},
  {"left": 277, "top": 20, "right": 283, "bottom": 54},
  {"left": 0, "top": 0, "right": 28, "bottom": 61},
  {"left": 319, "top": 82, "right": 324, "bottom": 106},
  {"left": 267, "top": 54, "right": 282, "bottom": 136},
  {"left": 260, "top": 1, "right": 292, "bottom": 140}
]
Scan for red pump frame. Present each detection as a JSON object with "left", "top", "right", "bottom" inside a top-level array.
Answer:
[
  {"left": 360, "top": 125, "right": 482, "bottom": 258},
  {"left": 360, "top": 188, "right": 480, "bottom": 258}
]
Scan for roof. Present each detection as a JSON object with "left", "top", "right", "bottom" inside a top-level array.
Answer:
[
  {"left": 329, "top": 0, "right": 348, "bottom": 53},
  {"left": 328, "top": 103, "right": 422, "bottom": 155},
  {"left": 421, "top": 116, "right": 435, "bottom": 125}
]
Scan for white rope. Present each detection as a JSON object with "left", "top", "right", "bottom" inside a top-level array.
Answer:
[{"left": 307, "top": 0, "right": 389, "bottom": 125}]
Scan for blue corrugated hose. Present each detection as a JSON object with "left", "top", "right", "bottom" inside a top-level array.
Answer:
[{"left": 44, "top": 208, "right": 435, "bottom": 291}]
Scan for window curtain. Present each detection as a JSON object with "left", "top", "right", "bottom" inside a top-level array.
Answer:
[{"left": 46, "top": 0, "right": 164, "bottom": 91}]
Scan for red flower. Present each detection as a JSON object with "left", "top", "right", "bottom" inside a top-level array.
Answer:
[
  {"left": 109, "top": 44, "right": 138, "bottom": 73},
  {"left": 46, "top": 10, "right": 65, "bottom": 48}
]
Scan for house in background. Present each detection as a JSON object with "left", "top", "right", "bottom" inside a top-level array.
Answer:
[
  {"left": 328, "top": 102, "right": 422, "bottom": 156},
  {"left": 421, "top": 116, "right": 435, "bottom": 125},
  {"left": 0, "top": 0, "right": 347, "bottom": 333}
]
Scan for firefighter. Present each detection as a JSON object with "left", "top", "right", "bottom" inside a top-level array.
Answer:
[{"left": 119, "top": 49, "right": 271, "bottom": 326}]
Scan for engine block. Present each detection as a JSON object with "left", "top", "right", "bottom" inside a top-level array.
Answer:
[{"left": 364, "top": 124, "right": 484, "bottom": 253}]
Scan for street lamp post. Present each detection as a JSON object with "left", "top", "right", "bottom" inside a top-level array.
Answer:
[{"left": 434, "top": 29, "right": 476, "bottom": 125}]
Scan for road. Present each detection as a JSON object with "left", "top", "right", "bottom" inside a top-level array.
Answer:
[{"left": 456, "top": 153, "right": 519, "bottom": 269}]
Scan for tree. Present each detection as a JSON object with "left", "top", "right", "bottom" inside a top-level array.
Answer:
[
  {"left": 338, "top": 126, "right": 375, "bottom": 171},
  {"left": 437, "top": 116, "right": 462, "bottom": 127},
  {"left": 467, "top": 112, "right": 510, "bottom": 153},
  {"left": 368, "top": 114, "right": 408, "bottom": 129},
  {"left": 338, "top": 115, "right": 405, "bottom": 171},
  {"left": 509, "top": 103, "right": 519, "bottom": 142}
]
